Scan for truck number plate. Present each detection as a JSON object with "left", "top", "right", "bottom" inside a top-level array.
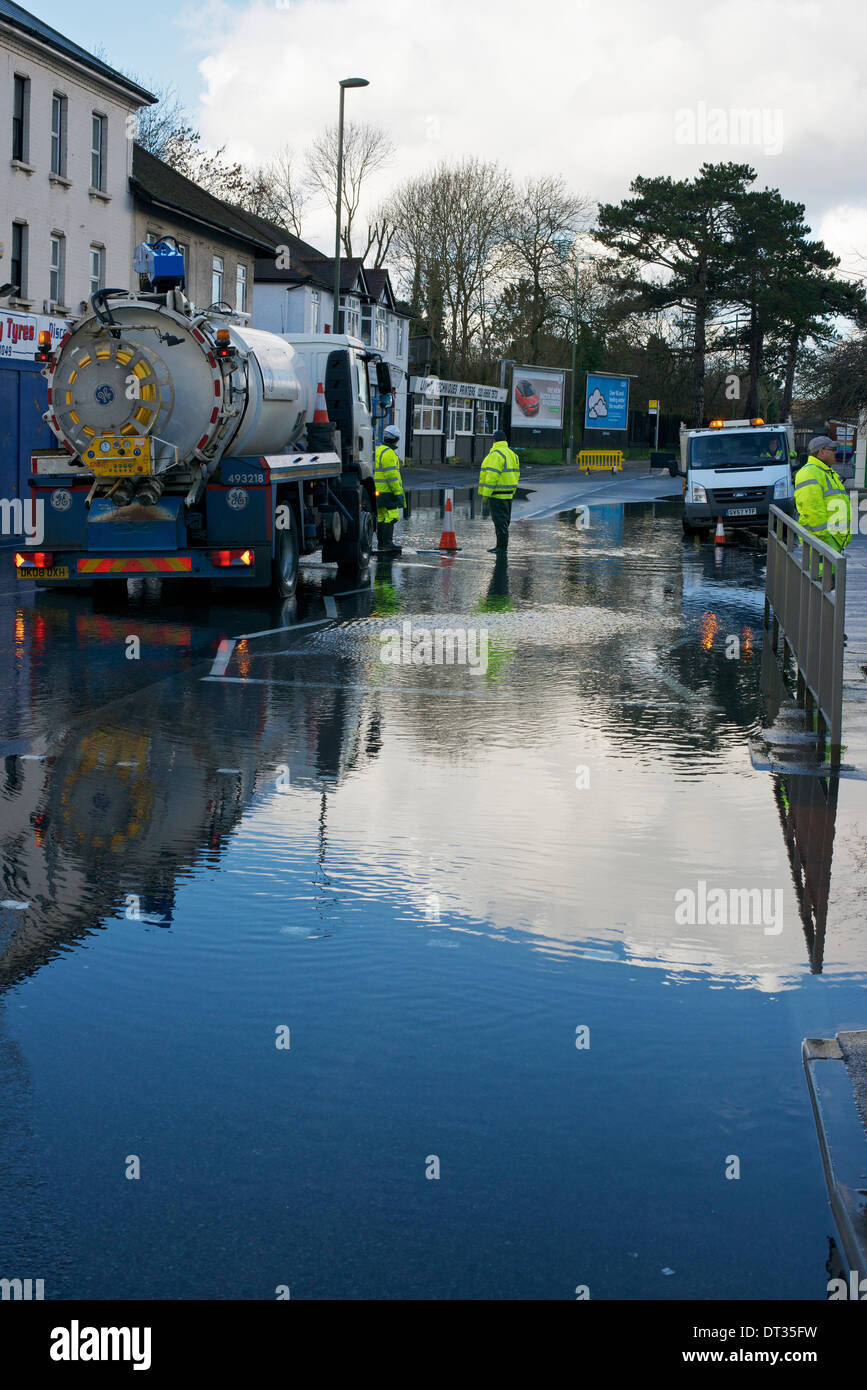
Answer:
[
  {"left": 726, "top": 507, "right": 756, "bottom": 517},
  {"left": 18, "top": 567, "right": 69, "bottom": 579}
]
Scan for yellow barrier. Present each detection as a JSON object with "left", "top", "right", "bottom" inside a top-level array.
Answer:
[{"left": 578, "top": 450, "right": 624, "bottom": 472}]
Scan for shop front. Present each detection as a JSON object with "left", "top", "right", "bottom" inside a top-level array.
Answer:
[{"left": 408, "top": 377, "right": 507, "bottom": 464}]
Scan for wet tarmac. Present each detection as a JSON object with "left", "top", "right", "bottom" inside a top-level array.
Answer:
[{"left": 1, "top": 492, "right": 866, "bottom": 1299}]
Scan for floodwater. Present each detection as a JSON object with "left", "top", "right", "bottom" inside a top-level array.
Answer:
[{"left": 1, "top": 493, "right": 865, "bottom": 1300}]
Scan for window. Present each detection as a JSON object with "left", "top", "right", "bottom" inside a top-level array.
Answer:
[
  {"left": 307, "top": 288, "right": 321, "bottom": 334},
  {"left": 448, "top": 399, "right": 474, "bottom": 435},
  {"left": 12, "top": 75, "right": 30, "bottom": 162},
  {"left": 49, "top": 234, "right": 65, "bottom": 306},
  {"left": 50, "top": 94, "right": 67, "bottom": 176},
  {"left": 11, "top": 223, "right": 27, "bottom": 298},
  {"left": 89, "top": 245, "right": 104, "bottom": 298},
  {"left": 235, "top": 262, "right": 247, "bottom": 312},
  {"left": 91, "top": 114, "right": 106, "bottom": 189},
  {"left": 476, "top": 405, "right": 500, "bottom": 434},
  {"left": 375, "top": 304, "right": 388, "bottom": 351},
  {"left": 412, "top": 403, "right": 443, "bottom": 433},
  {"left": 211, "top": 256, "right": 224, "bottom": 304},
  {"left": 342, "top": 294, "right": 360, "bottom": 338},
  {"left": 176, "top": 243, "right": 188, "bottom": 282},
  {"left": 355, "top": 356, "right": 370, "bottom": 411},
  {"left": 394, "top": 317, "right": 406, "bottom": 358},
  {"left": 361, "top": 303, "right": 372, "bottom": 345}
]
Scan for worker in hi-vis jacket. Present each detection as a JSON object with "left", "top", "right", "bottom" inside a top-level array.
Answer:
[
  {"left": 374, "top": 425, "right": 405, "bottom": 556},
  {"left": 478, "top": 429, "right": 520, "bottom": 553}
]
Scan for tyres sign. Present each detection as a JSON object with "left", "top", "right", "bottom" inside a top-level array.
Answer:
[{"left": 584, "top": 374, "right": 629, "bottom": 431}]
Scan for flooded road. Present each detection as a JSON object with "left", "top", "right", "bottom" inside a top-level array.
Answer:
[{"left": 2, "top": 494, "right": 866, "bottom": 1300}]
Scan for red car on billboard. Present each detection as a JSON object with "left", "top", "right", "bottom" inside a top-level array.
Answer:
[{"left": 514, "top": 378, "right": 540, "bottom": 417}]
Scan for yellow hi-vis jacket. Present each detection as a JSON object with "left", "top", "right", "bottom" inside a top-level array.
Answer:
[
  {"left": 794, "top": 454, "right": 852, "bottom": 554},
  {"left": 478, "top": 443, "right": 520, "bottom": 500},
  {"left": 374, "top": 443, "right": 404, "bottom": 522}
]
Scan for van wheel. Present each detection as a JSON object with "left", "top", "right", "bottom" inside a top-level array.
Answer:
[
  {"left": 682, "top": 515, "right": 707, "bottom": 538},
  {"left": 272, "top": 505, "right": 299, "bottom": 597}
]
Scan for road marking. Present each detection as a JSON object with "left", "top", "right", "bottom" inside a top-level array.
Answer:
[
  {"left": 323, "top": 596, "right": 338, "bottom": 617},
  {"left": 209, "top": 638, "right": 236, "bottom": 677},
  {"left": 202, "top": 676, "right": 506, "bottom": 698},
  {"left": 517, "top": 480, "right": 613, "bottom": 520},
  {"left": 238, "top": 617, "right": 331, "bottom": 640}
]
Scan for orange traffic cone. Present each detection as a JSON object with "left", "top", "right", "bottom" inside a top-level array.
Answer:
[
  {"left": 714, "top": 516, "right": 726, "bottom": 544},
  {"left": 313, "top": 382, "right": 329, "bottom": 424},
  {"left": 439, "top": 489, "right": 458, "bottom": 551}
]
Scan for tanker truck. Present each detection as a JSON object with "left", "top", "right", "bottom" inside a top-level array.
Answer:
[{"left": 17, "top": 240, "right": 384, "bottom": 596}]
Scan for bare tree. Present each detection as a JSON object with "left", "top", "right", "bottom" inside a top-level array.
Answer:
[
  {"left": 504, "top": 176, "right": 593, "bottom": 359},
  {"left": 133, "top": 81, "right": 252, "bottom": 203},
  {"left": 387, "top": 159, "right": 514, "bottom": 376},
  {"left": 360, "top": 203, "right": 399, "bottom": 267},
  {"left": 305, "top": 122, "right": 395, "bottom": 258},
  {"left": 241, "top": 148, "right": 307, "bottom": 236}
]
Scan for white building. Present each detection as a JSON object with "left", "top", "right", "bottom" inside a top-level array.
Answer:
[{"left": 0, "top": 0, "right": 155, "bottom": 315}]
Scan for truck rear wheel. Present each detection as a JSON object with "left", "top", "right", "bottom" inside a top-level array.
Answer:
[
  {"left": 272, "top": 505, "right": 299, "bottom": 598},
  {"left": 324, "top": 490, "right": 374, "bottom": 571},
  {"left": 350, "top": 492, "right": 375, "bottom": 570}
]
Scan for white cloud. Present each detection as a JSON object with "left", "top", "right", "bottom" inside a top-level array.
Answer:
[
  {"left": 816, "top": 204, "right": 867, "bottom": 281},
  {"left": 173, "top": 0, "right": 867, "bottom": 258}
]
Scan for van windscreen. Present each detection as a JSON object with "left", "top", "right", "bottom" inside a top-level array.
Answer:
[{"left": 690, "top": 432, "right": 788, "bottom": 468}]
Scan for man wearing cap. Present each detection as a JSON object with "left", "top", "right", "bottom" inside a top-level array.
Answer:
[
  {"left": 793, "top": 435, "right": 852, "bottom": 558},
  {"left": 374, "top": 425, "right": 405, "bottom": 556},
  {"left": 478, "top": 429, "right": 520, "bottom": 553}
]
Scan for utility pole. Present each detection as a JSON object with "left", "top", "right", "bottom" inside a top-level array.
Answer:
[
  {"left": 568, "top": 264, "right": 579, "bottom": 466},
  {"left": 333, "top": 78, "right": 369, "bottom": 333}
]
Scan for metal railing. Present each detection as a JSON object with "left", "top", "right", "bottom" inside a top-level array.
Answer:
[{"left": 764, "top": 505, "right": 847, "bottom": 759}]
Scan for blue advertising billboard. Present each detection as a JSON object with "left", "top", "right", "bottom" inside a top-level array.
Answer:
[{"left": 584, "top": 374, "right": 630, "bottom": 431}]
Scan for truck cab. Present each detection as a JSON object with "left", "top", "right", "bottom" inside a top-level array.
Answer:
[
  {"left": 679, "top": 418, "right": 796, "bottom": 538},
  {"left": 284, "top": 333, "right": 374, "bottom": 468}
]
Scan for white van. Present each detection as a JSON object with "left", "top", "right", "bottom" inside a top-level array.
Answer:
[{"left": 679, "top": 418, "right": 797, "bottom": 538}]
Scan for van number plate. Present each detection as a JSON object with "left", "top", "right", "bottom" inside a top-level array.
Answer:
[{"left": 726, "top": 507, "right": 756, "bottom": 517}]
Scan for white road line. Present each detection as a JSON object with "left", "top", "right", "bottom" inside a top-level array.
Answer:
[
  {"left": 517, "top": 480, "right": 613, "bottom": 520},
  {"left": 209, "top": 638, "right": 236, "bottom": 677},
  {"left": 202, "top": 676, "right": 505, "bottom": 698},
  {"left": 238, "top": 617, "right": 331, "bottom": 640}
]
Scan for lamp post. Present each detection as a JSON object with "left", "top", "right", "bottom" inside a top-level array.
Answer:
[
  {"left": 567, "top": 264, "right": 579, "bottom": 466},
  {"left": 333, "top": 77, "right": 369, "bottom": 333}
]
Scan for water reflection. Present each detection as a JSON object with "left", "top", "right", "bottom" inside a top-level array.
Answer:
[{"left": 3, "top": 504, "right": 862, "bottom": 993}]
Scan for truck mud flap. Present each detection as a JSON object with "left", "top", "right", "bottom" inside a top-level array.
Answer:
[{"left": 86, "top": 494, "right": 187, "bottom": 550}]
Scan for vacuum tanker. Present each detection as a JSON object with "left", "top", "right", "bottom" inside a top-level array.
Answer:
[{"left": 19, "top": 240, "right": 391, "bottom": 595}]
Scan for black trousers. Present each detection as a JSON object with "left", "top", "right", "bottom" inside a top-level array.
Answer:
[{"left": 489, "top": 497, "right": 512, "bottom": 549}]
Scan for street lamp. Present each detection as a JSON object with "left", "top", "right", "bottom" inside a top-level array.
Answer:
[
  {"left": 568, "top": 263, "right": 579, "bottom": 467},
  {"left": 333, "top": 77, "right": 369, "bottom": 334}
]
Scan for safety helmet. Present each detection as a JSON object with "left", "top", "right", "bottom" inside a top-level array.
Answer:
[{"left": 384, "top": 425, "right": 400, "bottom": 442}]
